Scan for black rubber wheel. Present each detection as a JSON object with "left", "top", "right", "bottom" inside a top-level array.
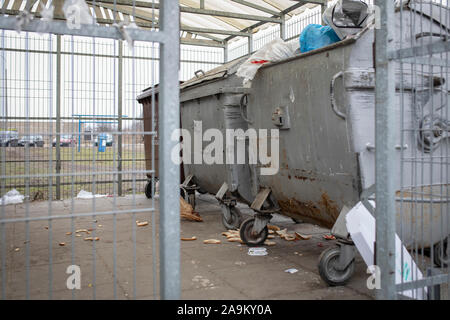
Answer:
[
  {"left": 318, "top": 246, "right": 355, "bottom": 286},
  {"left": 433, "top": 239, "right": 449, "bottom": 267},
  {"left": 222, "top": 206, "right": 242, "bottom": 230},
  {"left": 239, "top": 217, "right": 268, "bottom": 246},
  {"left": 145, "top": 180, "right": 153, "bottom": 199}
]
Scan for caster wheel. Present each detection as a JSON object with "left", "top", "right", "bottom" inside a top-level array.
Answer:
[
  {"left": 433, "top": 239, "right": 449, "bottom": 267},
  {"left": 188, "top": 193, "right": 196, "bottom": 210},
  {"left": 222, "top": 206, "right": 242, "bottom": 230},
  {"left": 239, "top": 217, "right": 268, "bottom": 246},
  {"left": 318, "top": 246, "right": 355, "bottom": 286},
  {"left": 145, "top": 180, "right": 153, "bottom": 199}
]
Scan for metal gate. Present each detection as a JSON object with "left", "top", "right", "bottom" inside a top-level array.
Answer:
[
  {"left": 376, "top": 0, "right": 449, "bottom": 300},
  {"left": 0, "top": 0, "right": 180, "bottom": 299}
]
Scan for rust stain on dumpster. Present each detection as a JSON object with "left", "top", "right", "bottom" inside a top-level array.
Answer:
[
  {"left": 319, "top": 192, "right": 340, "bottom": 221},
  {"left": 278, "top": 198, "right": 334, "bottom": 228}
]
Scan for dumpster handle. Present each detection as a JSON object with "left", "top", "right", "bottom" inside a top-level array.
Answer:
[
  {"left": 194, "top": 69, "right": 205, "bottom": 78},
  {"left": 330, "top": 71, "right": 346, "bottom": 120},
  {"left": 240, "top": 94, "right": 253, "bottom": 124}
]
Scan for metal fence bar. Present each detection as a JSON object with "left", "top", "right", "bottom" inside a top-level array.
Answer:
[
  {"left": 159, "top": 0, "right": 180, "bottom": 300},
  {"left": 56, "top": 35, "right": 61, "bottom": 200},
  {"left": 375, "top": 0, "right": 397, "bottom": 300},
  {"left": 118, "top": 40, "right": 123, "bottom": 196}
]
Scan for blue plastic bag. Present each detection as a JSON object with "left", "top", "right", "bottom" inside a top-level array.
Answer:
[{"left": 299, "top": 24, "right": 340, "bottom": 53}]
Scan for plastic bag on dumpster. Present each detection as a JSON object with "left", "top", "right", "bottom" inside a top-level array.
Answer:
[
  {"left": 322, "top": 0, "right": 375, "bottom": 40},
  {"left": 299, "top": 24, "right": 340, "bottom": 53},
  {"left": 236, "top": 38, "right": 297, "bottom": 87}
]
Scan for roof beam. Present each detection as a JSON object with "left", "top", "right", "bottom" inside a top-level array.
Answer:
[
  {"left": 90, "top": 2, "right": 224, "bottom": 42},
  {"left": 229, "top": 0, "right": 280, "bottom": 16},
  {"left": 89, "top": 0, "right": 280, "bottom": 22}
]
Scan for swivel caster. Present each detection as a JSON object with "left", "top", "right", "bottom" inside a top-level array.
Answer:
[
  {"left": 318, "top": 245, "right": 355, "bottom": 286},
  {"left": 433, "top": 238, "right": 449, "bottom": 267},
  {"left": 221, "top": 205, "right": 242, "bottom": 230},
  {"left": 145, "top": 179, "right": 155, "bottom": 199},
  {"left": 239, "top": 217, "right": 269, "bottom": 246}
]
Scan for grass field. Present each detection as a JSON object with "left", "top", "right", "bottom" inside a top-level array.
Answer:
[{"left": 1, "top": 144, "right": 148, "bottom": 200}]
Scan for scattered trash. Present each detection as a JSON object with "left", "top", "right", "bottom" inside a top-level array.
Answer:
[
  {"left": 180, "top": 197, "right": 203, "bottom": 222},
  {"left": 136, "top": 220, "right": 149, "bottom": 227},
  {"left": 323, "top": 234, "right": 336, "bottom": 240},
  {"left": 76, "top": 234, "right": 81, "bottom": 237},
  {"left": 0, "top": 189, "right": 24, "bottom": 205},
  {"left": 264, "top": 240, "right": 276, "bottom": 246},
  {"left": 66, "top": 232, "right": 72, "bottom": 235},
  {"left": 14, "top": 248, "right": 20, "bottom": 252},
  {"left": 59, "top": 242, "right": 65, "bottom": 246},
  {"left": 203, "top": 239, "right": 221, "bottom": 244},
  {"left": 44, "top": 226, "right": 49, "bottom": 230},
  {"left": 268, "top": 229, "right": 275, "bottom": 235},
  {"left": 227, "top": 237, "right": 242, "bottom": 243},
  {"left": 181, "top": 236, "right": 197, "bottom": 241},
  {"left": 295, "top": 232, "right": 312, "bottom": 240},
  {"left": 98, "top": 225, "right": 103, "bottom": 228},
  {"left": 84, "top": 237, "right": 100, "bottom": 241},
  {"left": 276, "top": 228, "right": 296, "bottom": 241},
  {"left": 317, "top": 242, "right": 324, "bottom": 247},
  {"left": 285, "top": 268, "right": 299, "bottom": 274},
  {"left": 77, "top": 190, "right": 107, "bottom": 199},
  {"left": 299, "top": 24, "right": 340, "bottom": 53},
  {"left": 236, "top": 38, "right": 297, "bottom": 87},
  {"left": 268, "top": 225, "right": 281, "bottom": 232},
  {"left": 75, "top": 229, "right": 90, "bottom": 234},
  {"left": 88, "top": 283, "right": 92, "bottom": 288},
  {"left": 267, "top": 235, "right": 275, "bottom": 239},
  {"left": 248, "top": 247, "right": 268, "bottom": 256}
]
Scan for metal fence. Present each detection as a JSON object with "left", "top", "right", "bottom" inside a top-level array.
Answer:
[
  {"left": 0, "top": 30, "right": 222, "bottom": 200},
  {"left": 376, "top": 0, "right": 449, "bottom": 300},
  {"left": 0, "top": 0, "right": 180, "bottom": 299}
]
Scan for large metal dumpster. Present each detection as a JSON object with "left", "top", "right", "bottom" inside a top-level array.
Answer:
[
  {"left": 137, "top": 83, "right": 185, "bottom": 199},
  {"left": 180, "top": 58, "right": 256, "bottom": 228},
  {"left": 240, "top": 3, "right": 449, "bottom": 285}
]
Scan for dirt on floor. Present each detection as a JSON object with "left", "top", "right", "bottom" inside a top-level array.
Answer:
[{"left": 0, "top": 193, "right": 374, "bottom": 300}]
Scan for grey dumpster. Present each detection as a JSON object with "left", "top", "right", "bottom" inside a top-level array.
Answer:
[
  {"left": 180, "top": 58, "right": 256, "bottom": 229},
  {"left": 240, "top": 3, "right": 449, "bottom": 285}
]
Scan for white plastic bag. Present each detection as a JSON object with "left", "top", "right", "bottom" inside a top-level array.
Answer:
[
  {"left": 76, "top": 190, "right": 107, "bottom": 199},
  {"left": 63, "top": 0, "right": 93, "bottom": 30},
  {"left": 236, "top": 38, "right": 297, "bottom": 87},
  {"left": 0, "top": 189, "right": 24, "bottom": 205}
]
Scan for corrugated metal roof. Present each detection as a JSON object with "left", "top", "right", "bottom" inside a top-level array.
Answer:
[{"left": 1, "top": 0, "right": 326, "bottom": 46}]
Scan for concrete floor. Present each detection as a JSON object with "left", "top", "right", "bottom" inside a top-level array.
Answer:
[{"left": 0, "top": 193, "right": 374, "bottom": 300}]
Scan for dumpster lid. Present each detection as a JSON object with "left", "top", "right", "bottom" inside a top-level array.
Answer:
[
  {"left": 137, "top": 81, "right": 184, "bottom": 102},
  {"left": 180, "top": 56, "right": 247, "bottom": 90}
]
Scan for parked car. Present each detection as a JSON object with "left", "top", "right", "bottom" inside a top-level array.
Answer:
[
  {"left": 0, "top": 131, "right": 19, "bottom": 147},
  {"left": 18, "top": 135, "right": 45, "bottom": 147},
  {"left": 94, "top": 133, "right": 113, "bottom": 147},
  {"left": 52, "top": 135, "right": 76, "bottom": 147}
]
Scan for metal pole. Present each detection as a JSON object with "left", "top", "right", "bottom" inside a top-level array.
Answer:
[
  {"left": 224, "top": 41, "right": 228, "bottom": 64},
  {"left": 117, "top": 40, "right": 123, "bottom": 197},
  {"left": 56, "top": 35, "right": 61, "bottom": 200},
  {"left": 159, "top": 0, "right": 180, "bottom": 300},
  {"left": 280, "top": 14, "right": 286, "bottom": 40},
  {"left": 248, "top": 32, "right": 253, "bottom": 55},
  {"left": 375, "top": 0, "right": 397, "bottom": 300}
]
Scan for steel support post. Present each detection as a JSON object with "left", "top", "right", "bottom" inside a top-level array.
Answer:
[
  {"left": 159, "top": 0, "right": 180, "bottom": 300},
  {"left": 375, "top": 0, "right": 397, "bottom": 300}
]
